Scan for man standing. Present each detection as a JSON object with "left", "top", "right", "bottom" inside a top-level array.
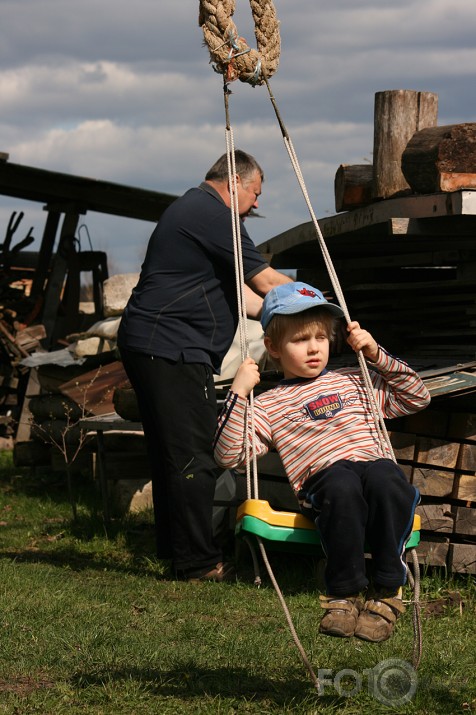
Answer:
[{"left": 118, "top": 149, "right": 291, "bottom": 581}]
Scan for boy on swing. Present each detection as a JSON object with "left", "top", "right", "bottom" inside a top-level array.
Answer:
[{"left": 214, "top": 281, "right": 430, "bottom": 642}]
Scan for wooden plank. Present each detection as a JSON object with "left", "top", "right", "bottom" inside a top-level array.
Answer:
[
  {"left": 388, "top": 215, "right": 476, "bottom": 236},
  {"left": 15, "top": 324, "right": 47, "bottom": 352},
  {"left": 331, "top": 249, "right": 463, "bottom": 271},
  {"left": 424, "top": 372, "right": 476, "bottom": 398},
  {"left": 0, "top": 157, "right": 177, "bottom": 222},
  {"left": 41, "top": 212, "right": 81, "bottom": 349},
  {"left": 15, "top": 369, "right": 41, "bottom": 442},
  {"left": 258, "top": 190, "right": 476, "bottom": 257},
  {"left": 79, "top": 412, "right": 143, "bottom": 432},
  {"left": 30, "top": 210, "right": 61, "bottom": 301}
]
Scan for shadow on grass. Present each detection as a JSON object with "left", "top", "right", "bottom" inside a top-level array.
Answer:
[
  {"left": 1, "top": 460, "right": 104, "bottom": 517},
  {"left": 0, "top": 538, "right": 322, "bottom": 594},
  {"left": 69, "top": 661, "right": 468, "bottom": 712},
  {"left": 71, "top": 662, "right": 324, "bottom": 706}
]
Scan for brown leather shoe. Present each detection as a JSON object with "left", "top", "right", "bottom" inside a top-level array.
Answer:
[
  {"left": 319, "top": 595, "right": 363, "bottom": 638},
  {"left": 187, "top": 562, "right": 236, "bottom": 583},
  {"left": 354, "top": 596, "right": 405, "bottom": 642}
]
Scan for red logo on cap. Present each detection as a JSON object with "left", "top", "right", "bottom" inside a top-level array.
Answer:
[{"left": 298, "top": 288, "right": 317, "bottom": 297}]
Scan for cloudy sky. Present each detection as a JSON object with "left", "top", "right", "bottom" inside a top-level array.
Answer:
[{"left": 1, "top": 0, "right": 475, "bottom": 276}]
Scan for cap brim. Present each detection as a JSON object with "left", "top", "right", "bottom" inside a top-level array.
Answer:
[{"left": 278, "top": 299, "right": 344, "bottom": 318}]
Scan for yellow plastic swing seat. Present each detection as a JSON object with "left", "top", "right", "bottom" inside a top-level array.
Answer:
[{"left": 235, "top": 499, "right": 421, "bottom": 551}]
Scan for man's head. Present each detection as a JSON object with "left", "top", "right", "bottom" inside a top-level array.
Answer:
[
  {"left": 205, "top": 150, "right": 263, "bottom": 219},
  {"left": 261, "top": 282, "right": 344, "bottom": 379}
]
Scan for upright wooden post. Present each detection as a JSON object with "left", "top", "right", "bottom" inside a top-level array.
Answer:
[{"left": 372, "top": 89, "right": 438, "bottom": 199}]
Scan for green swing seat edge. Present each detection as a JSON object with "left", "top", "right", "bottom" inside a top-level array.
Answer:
[{"left": 235, "top": 504, "right": 421, "bottom": 551}]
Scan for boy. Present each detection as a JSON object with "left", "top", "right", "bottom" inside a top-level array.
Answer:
[{"left": 214, "top": 282, "right": 430, "bottom": 642}]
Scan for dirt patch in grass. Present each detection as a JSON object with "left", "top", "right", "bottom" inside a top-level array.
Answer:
[{"left": 0, "top": 674, "right": 55, "bottom": 695}]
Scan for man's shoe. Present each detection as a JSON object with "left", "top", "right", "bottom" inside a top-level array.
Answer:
[
  {"left": 187, "top": 562, "right": 236, "bottom": 583},
  {"left": 319, "top": 595, "right": 363, "bottom": 638}
]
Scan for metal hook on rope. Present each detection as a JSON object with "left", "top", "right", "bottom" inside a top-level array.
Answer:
[{"left": 198, "top": 0, "right": 280, "bottom": 86}]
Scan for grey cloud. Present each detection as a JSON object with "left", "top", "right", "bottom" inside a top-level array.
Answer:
[{"left": 1, "top": 0, "right": 476, "bottom": 274}]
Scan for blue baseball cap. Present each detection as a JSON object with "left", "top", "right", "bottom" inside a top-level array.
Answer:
[{"left": 261, "top": 281, "right": 344, "bottom": 330}]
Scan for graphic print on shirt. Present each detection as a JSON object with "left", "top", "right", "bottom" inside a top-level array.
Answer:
[
  {"left": 304, "top": 392, "right": 344, "bottom": 420},
  {"left": 281, "top": 389, "right": 361, "bottom": 423}
]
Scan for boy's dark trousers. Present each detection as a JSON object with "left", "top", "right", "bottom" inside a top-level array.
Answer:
[
  {"left": 120, "top": 348, "right": 223, "bottom": 573},
  {"left": 299, "top": 459, "right": 420, "bottom": 597}
]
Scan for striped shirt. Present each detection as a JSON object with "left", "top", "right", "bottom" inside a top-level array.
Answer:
[{"left": 214, "top": 348, "right": 431, "bottom": 493}]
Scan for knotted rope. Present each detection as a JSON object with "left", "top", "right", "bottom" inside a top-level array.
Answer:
[{"left": 199, "top": 0, "right": 280, "bottom": 85}]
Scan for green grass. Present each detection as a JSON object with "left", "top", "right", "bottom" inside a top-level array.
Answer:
[{"left": 0, "top": 449, "right": 475, "bottom": 714}]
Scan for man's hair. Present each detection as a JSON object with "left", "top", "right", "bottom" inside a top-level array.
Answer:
[
  {"left": 265, "top": 307, "right": 339, "bottom": 348},
  {"left": 205, "top": 150, "right": 264, "bottom": 184}
]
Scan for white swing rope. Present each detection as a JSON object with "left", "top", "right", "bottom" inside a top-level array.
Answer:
[
  {"left": 262, "top": 73, "right": 422, "bottom": 669},
  {"left": 225, "top": 79, "right": 422, "bottom": 672},
  {"left": 204, "top": 0, "right": 421, "bottom": 676},
  {"left": 224, "top": 90, "right": 320, "bottom": 691}
]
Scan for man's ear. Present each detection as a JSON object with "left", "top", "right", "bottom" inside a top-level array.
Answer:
[
  {"left": 264, "top": 335, "right": 280, "bottom": 359},
  {"left": 228, "top": 174, "right": 241, "bottom": 190}
]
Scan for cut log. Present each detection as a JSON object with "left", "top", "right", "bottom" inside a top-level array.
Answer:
[
  {"left": 455, "top": 474, "right": 476, "bottom": 502},
  {"left": 454, "top": 506, "right": 476, "bottom": 537},
  {"left": 415, "top": 437, "right": 460, "bottom": 469},
  {"left": 59, "top": 360, "right": 129, "bottom": 416},
  {"left": 416, "top": 503, "right": 454, "bottom": 533},
  {"left": 372, "top": 89, "right": 438, "bottom": 199},
  {"left": 29, "top": 394, "right": 84, "bottom": 421},
  {"left": 113, "top": 386, "right": 141, "bottom": 422},
  {"left": 416, "top": 537, "right": 449, "bottom": 567},
  {"left": 448, "top": 544, "right": 476, "bottom": 574},
  {"left": 402, "top": 123, "right": 476, "bottom": 193},
  {"left": 334, "top": 164, "right": 373, "bottom": 212},
  {"left": 411, "top": 467, "right": 455, "bottom": 498}
]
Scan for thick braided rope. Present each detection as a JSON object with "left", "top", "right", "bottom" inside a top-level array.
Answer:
[{"left": 199, "top": 0, "right": 280, "bottom": 85}]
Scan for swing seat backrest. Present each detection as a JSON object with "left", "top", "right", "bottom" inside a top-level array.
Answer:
[{"left": 235, "top": 499, "right": 421, "bottom": 552}]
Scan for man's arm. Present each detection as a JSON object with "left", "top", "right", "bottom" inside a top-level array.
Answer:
[
  {"left": 243, "top": 285, "right": 264, "bottom": 319},
  {"left": 244, "top": 268, "right": 292, "bottom": 319},
  {"left": 247, "top": 266, "right": 292, "bottom": 297}
]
